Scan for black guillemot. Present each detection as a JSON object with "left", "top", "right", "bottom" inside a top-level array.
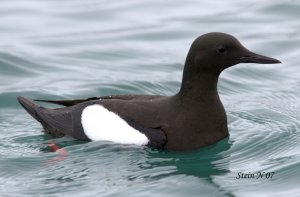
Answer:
[{"left": 18, "top": 32, "right": 281, "bottom": 151}]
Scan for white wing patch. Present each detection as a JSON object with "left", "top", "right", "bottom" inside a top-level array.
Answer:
[{"left": 81, "top": 104, "right": 149, "bottom": 145}]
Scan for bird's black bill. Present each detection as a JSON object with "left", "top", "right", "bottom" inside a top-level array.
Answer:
[{"left": 237, "top": 51, "right": 281, "bottom": 64}]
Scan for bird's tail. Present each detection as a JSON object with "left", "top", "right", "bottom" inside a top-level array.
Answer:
[
  {"left": 17, "top": 96, "right": 42, "bottom": 122},
  {"left": 18, "top": 96, "right": 67, "bottom": 138}
]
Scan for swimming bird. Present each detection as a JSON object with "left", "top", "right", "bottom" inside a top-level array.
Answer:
[{"left": 18, "top": 32, "right": 281, "bottom": 151}]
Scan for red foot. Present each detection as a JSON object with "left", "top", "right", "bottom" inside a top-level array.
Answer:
[
  {"left": 49, "top": 143, "right": 60, "bottom": 152},
  {"left": 45, "top": 142, "right": 68, "bottom": 166}
]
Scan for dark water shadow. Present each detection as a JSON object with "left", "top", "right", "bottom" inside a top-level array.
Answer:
[
  {"left": 144, "top": 138, "right": 231, "bottom": 178},
  {"left": 136, "top": 137, "right": 233, "bottom": 196}
]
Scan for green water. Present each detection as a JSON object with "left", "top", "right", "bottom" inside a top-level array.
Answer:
[{"left": 1, "top": 0, "right": 300, "bottom": 196}]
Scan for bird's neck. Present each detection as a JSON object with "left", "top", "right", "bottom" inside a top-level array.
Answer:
[{"left": 177, "top": 65, "right": 220, "bottom": 104}]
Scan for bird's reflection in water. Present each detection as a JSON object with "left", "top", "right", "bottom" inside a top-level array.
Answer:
[
  {"left": 129, "top": 138, "right": 233, "bottom": 195},
  {"left": 142, "top": 137, "right": 231, "bottom": 178}
]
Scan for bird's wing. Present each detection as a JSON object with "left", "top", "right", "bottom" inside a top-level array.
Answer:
[
  {"left": 34, "top": 97, "right": 99, "bottom": 107},
  {"left": 34, "top": 95, "right": 160, "bottom": 107},
  {"left": 70, "top": 101, "right": 167, "bottom": 148},
  {"left": 18, "top": 97, "right": 166, "bottom": 148}
]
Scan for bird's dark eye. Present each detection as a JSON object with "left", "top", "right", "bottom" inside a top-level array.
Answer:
[{"left": 217, "top": 45, "right": 226, "bottom": 54}]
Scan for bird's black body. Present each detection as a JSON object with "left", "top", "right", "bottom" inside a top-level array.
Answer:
[{"left": 18, "top": 32, "right": 281, "bottom": 151}]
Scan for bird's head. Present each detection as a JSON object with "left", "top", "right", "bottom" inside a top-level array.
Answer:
[{"left": 185, "top": 32, "right": 281, "bottom": 74}]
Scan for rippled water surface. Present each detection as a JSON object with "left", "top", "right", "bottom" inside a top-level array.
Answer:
[{"left": 1, "top": 0, "right": 300, "bottom": 196}]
